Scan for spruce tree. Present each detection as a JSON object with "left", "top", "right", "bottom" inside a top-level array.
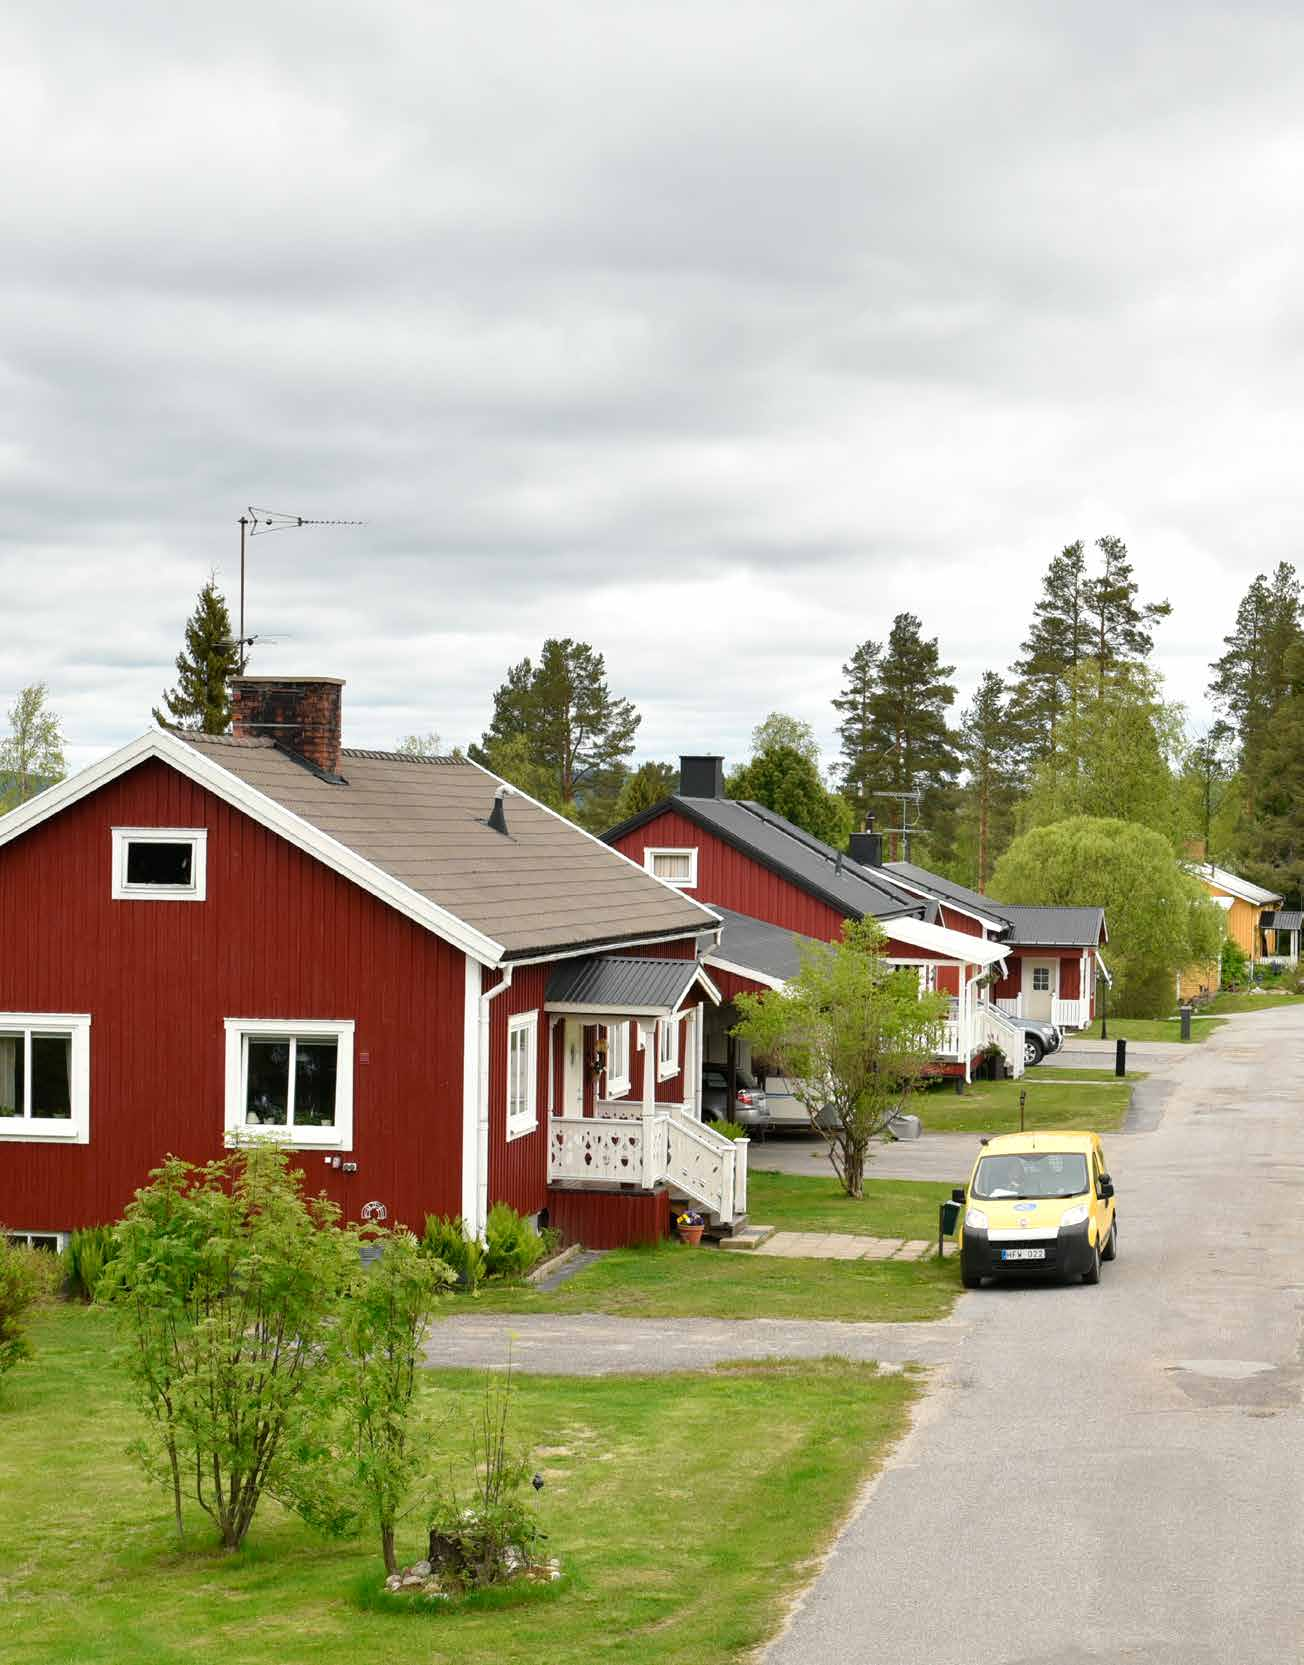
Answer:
[
  {"left": 611, "top": 761, "right": 677, "bottom": 822},
  {"left": 1239, "top": 638, "right": 1304, "bottom": 904},
  {"left": 956, "top": 671, "right": 1021, "bottom": 890},
  {"left": 861, "top": 614, "right": 959, "bottom": 863},
  {"left": 727, "top": 744, "right": 854, "bottom": 849},
  {"left": 1008, "top": 541, "right": 1089, "bottom": 759},
  {"left": 153, "top": 575, "right": 240, "bottom": 733},
  {"left": 832, "top": 640, "right": 881, "bottom": 820},
  {"left": 1209, "top": 562, "right": 1301, "bottom": 811}
]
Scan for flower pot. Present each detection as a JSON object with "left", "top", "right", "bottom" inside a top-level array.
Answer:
[{"left": 677, "top": 1225, "right": 705, "bottom": 1247}]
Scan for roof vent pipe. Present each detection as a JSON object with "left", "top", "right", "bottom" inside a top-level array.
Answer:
[{"left": 488, "top": 785, "right": 511, "bottom": 836}]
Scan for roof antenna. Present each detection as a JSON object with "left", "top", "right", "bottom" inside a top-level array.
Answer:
[{"left": 488, "top": 784, "right": 511, "bottom": 836}]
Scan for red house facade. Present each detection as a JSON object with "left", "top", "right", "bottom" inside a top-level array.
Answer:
[{"left": 0, "top": 681, "right": 743, "bottom": 1249}]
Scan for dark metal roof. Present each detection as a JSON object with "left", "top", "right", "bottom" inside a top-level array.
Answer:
[
  {"left": 705, "top": 907, "right": 821, "bottom": 984},
  {"left": 883, "top": 861, "right": 1012, "bottom": 924},
  {"left": 603, "top": 795, "right": 924, "bottom": 923},
  {"left": 993, "top": 905, "right": 1106, "bottom": 947},
  {"left": 1262, "top": 910, "right": 1303, "bottom": 931},
  {"left": 545, "top": 956, "right": 711, "bottom": 1014}
]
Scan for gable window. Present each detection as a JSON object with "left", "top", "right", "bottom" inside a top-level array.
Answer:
[
  {"left": 1032, "top": 967, "right": 1051, "bottom": 992},
  {"left": 0, "top": 1015, "right": 91, "bottom": 1144},
  {"left": 644, "top": 847, "right": 698, "bottom": 889},
  {"left": 224, "top": 1019, "right": 354, "bottom": 1149},
  {"left": 507, "top": 1013, "right": 538, "bottom": 1139},
  {"left": 112, "top": 828, "right": 207, "bottom": 901},
  {"left": 605, "top": 1020, "right": 631, "bottom": 1097},
  {"left": 657, "top": 1016, "right": 680, "bottom": 1081}
]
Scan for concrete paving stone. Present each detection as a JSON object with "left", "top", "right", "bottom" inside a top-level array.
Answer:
[
  {"left": 893, "top": 1239, "right": 933, "bottom": 1261},
  {"left": 859, "top": 1238, "right": 905, "bottom": 1259}
]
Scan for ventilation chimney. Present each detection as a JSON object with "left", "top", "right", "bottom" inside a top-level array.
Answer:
[
  {"left": 487, "top": 784, "right": 511, "bottom": 836},
  {"left": 230, "top": 677, "right": 345, "bottom": 777},
  {"left": 679, "top": 755, "right": 724, "bottom": 799},
  {"left": 848, "top": 814, "right": 884, "bottom": 869}
]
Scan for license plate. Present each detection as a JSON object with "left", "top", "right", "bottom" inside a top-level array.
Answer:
[{"left": 1000, "top": 1247, "right": 1047, "bottom": 1262}]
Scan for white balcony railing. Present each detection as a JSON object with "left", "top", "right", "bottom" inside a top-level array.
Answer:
[
  {"left": 995, "top": 995, "right": 1023, "bottom": 1018},
  {"left": 549, "top": 1110, "right": 748, "bottom": 1223},
  {"left": 1051, "top": 996, "right": 1088, "bottom": 1031}
]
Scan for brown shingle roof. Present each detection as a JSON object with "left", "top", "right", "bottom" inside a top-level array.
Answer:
[{"left": 180, "top": 735, "right": 718, "bottom": 960}]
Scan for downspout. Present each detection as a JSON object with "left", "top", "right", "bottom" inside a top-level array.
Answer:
[{"left": 477, "top": 965, "right": 514, "bottom": 1241}]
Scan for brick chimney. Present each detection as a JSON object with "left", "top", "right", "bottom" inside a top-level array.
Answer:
[{"left": 230, "top": 677, "right": 345, "bottom": 777}]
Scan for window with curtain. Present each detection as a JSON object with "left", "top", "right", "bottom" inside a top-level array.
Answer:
[{"left": 0, "top": 1016, "right": 91, "bottom": 1142}]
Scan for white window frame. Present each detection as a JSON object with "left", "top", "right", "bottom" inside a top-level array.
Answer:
[
  {"left": 0, "top": 1014, "right": 91, "bottom": 1144},
  {"left": 644, "top": 847, "right": 698, "bottom": 890},
  {"left": 656, "top": 1015, "right": 680, "bottom": 1081},
  {"left": 507, "top": 1012, "right": 539, "bottom": 1140},
  {"left": 112, "top": 827, "right": 208, "bottom": 902},
  {"left": 604, "top": 1020, "right": 631, "bottom": 1098},
  {"left": 223, "top": 1018, "right": 354, "bottom": 1150},
  {"left": 6, "top": 1230, "right": 68, "bottom": 1252}
]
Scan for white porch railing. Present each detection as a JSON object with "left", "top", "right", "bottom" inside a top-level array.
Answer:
[
  {"left": 996, "top": 995, "right": 1023, "bottom": 1018},
  {"left": 549, "top": 1109, "right": 748, "bottom": 1223},
  {"left": 979, "top": 1003, "right": 1025, "bottom": 1077},
  {"left": 1051, "top": 996, "right": 1087, "bottom": 1030}
]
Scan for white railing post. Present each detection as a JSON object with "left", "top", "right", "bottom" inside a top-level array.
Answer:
[{"left": 733, "top": 1138, "right": 749, "bottom": 1214}]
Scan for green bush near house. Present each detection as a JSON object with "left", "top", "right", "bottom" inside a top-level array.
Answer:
[
  {"left": 422, "top": 1215, "right": 488, "bottom": 1292},
  {"left": 484, "top": 1202, "right": 546, "bottom": 1279},
  {"left": 65, "top": 1224, "right": 120, "bottom": 1301}
]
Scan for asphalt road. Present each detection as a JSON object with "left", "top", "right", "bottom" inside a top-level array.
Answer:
[{"left": 764, "top": 1005, "right": 1304, "bottom": 1665}]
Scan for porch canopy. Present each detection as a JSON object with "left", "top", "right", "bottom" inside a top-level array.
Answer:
[
  {"left": 880, "top": 915, "right": 1010, "bottom": 971},
  {"left": 544, "top": 954, "right": 721, "bottom": 1019}
]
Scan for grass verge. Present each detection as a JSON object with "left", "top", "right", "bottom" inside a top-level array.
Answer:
[
  {"left": 465, "top": 1239, "right": 958, "bottom": 1321},
  {"left": 919, "top": 1073, "right": 1132, "bottom": 1134},
  {"left": 1062, "top": 1016, "right": 1223, "bottom": 1044},
  {"left": 747, "top": 1171, "right": 953, "bottom": 1239},
  {"left": 1203, "top": 990, "right": 1304, "bottom": 1014},
  {"left": 1, "top": 1305, "right": 918, "bottom": 1665}
]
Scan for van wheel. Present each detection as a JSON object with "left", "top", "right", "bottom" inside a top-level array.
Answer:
[
  {"left": 961, "top": 1264, "right": 983, "bottom": 1289},
  {"left": 1082, "top": 1240, "right": 1102, "bottom": 1285},
  {"left": 1102, "top": 1218, "right": 1118, "bottom": 1262}
]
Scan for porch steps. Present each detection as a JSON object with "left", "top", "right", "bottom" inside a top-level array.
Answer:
[{"left": 717, "top": 1223, "right": 776, "bottom": 1252}]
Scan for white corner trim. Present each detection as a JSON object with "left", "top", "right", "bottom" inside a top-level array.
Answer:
[
  {"left": 223, "top": 1017, "right": 355, "bottom": 1150},
  {"left": 0, "top": 1014, "right": 91, "bottom": 1144},
  {"left": 462, "top": 958, "right": 481, "bottom": 1226},
  {"left": 111, "top": 826, "right": 208, "bottom": 902},
  {"left": 0, "top": 730, "right": 502, "bottom": 968}
]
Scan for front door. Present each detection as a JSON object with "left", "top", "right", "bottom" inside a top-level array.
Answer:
[
  {"left": 1023, "top": 959, "right": 1057, "bottom": 1021},
  {"left": 561, "top": 1020, "right": 585, "bottom": 1115}
]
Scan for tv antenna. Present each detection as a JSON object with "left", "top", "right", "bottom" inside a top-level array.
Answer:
[
  {"left": 873, "top": 788, "right": 923, "bottom": 862},
  {"left": 236, "top": 508, "right": 365, "bottom": 672}
]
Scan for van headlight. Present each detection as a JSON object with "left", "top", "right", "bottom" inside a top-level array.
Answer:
[
  {"left": 1059, "top": 1204, "right": 1089, "bottom": 1228},
  {"left": 964, "top": 1207, "right": 988, "bottom": 1231}
]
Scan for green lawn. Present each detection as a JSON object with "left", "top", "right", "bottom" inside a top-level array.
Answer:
[
  {"left": 466, "top": 1239, "right": 958, "bottom": 1322},
  {"left": 1203, "top": 989, "right": 1304, "bottom": 1014},
  {"left": 2, "top": 1305, "right": 917, "bottom": 1665},
  {"left": 747, "top": 1171, "right": 953, "bottom": 1239},
  {"left": 1063, "top": 1016, "right": 1224, "bottom": 1044},
  {"left": 918, "top": 1073, "right": 1132, "bottom": 1135}
]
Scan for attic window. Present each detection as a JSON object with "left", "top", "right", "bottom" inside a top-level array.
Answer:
[
  {"left": 645, "top": 847, "right": 698, "bottom": 889},
  {"left": 112, "top": 828, "right": 207, "bottom": 901}
]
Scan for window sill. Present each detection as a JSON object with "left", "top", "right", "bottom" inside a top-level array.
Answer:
[
  {"left": 225, "top": 1125, "right": 350, "bottom": 1151},
  {"left": 0, "top": 1124, "right": 88, "bottom": 1144},
  {"left": 506, "top": 1118, "right": 538, "bottom": 1142},
  {"left": 656, "top": 1066, "right": 681, "bottom": 1083}
]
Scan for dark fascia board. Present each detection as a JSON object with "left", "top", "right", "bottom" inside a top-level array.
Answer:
[
  {"left": 602, "top": 796, "right": 923, "bottom": 925},
  {"left": 501, "top": 920, "right": 721, "bottom": 965}
]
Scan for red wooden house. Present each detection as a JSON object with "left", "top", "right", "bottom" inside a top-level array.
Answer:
[
  {"left": 0, "top": 678, "right": 749, "bottom": 1252},
  {"left": 604, "top": 758, "right": 1019, "bottom": 1083}
]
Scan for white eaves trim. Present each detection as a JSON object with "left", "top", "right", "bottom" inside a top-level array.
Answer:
[
  {"left": 1190, "top": 863, "right": 1282, "bottom": 908},
  {"left": 882, "top": 915, "right": 1010, "bottom": 968},
  {"left": 703, "top": 954, "right": 787, "bottom": 993},
  {"left": 0, "top": 731, "right": 503, "bottom": 967}
]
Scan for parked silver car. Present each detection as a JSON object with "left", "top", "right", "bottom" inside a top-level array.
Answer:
[
  {"left": 701, "top": 1066, "right": 769, "bottom": 1131},
  {"left": 1008, "top": 1016, "right": 1062, "bottom": 1066}
]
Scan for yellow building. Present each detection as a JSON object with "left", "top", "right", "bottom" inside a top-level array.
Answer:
[{"left": 1177, "top": 862, "right": 1284, "bottom": 1001}]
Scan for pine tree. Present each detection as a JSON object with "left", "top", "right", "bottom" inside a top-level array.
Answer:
[
  {"left": 474, "top": 638, "right": 640, "bottom": 823},
  {"left": 1008, "top": 541, "right": 1090, "bottom": 759},
  {"left": 1209, "top": 562, "right": 1301, "bottom": 812},
  {"left": 1239, "top": 638, "right": 1304, "bottom": 905},
  {"left": 861, "top": 614, "right": 959, "bottom": 863},
  {"left": 832, "top": 640, "right": 881, "bottom": 820},
  {"left": 153, "top": 575, "right": 240, "bottom": 733},
  {"left": 1081, "top": 534, "right": 1172, "bottom": 692},
  {"left": 956, "top": 671, "right": 1021, "bottom": 890}
]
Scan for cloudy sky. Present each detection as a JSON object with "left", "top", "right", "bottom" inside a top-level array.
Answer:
[{"left": 4, "top": 1, "right": 1300, "bottom": 773}]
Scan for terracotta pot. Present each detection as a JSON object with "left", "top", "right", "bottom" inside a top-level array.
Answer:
[{"left": 677, "top": 1224, "right": 705, "bottom": 1246}]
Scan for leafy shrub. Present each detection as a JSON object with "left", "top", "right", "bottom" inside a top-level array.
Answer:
[
  {"left": 1221, "top": 937, "right": 1250, "bottom": 989},
  {"left": 422, "top": 1215, "right": 487, "bottom": 1293},
  {"left": 710, "top": 1120, "right": 748, "bottom": 1141},
  {"left": 65, "top": 1224, "right": 119, "bottom": 1301},
  {"left": 484, "top": 1203, "right": 544, "bottom": 1280},
  {"left": 0, "top": 1234, "right": 45, "bottom": 1380}
]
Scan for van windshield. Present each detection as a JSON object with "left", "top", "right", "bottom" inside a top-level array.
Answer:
[{"left": 973, "top": 1151, "right": 1089, "bottom": 1200}]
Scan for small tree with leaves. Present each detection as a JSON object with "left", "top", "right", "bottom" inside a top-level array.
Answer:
[
  {"left": 105, "top": 1145, "right": 354, "bottom": 1549},
  {"left": 338, "top": 1228, "right": 454, "bottom": 1575},
  {"left": 732, "top": 919, "right": 949, "bottom": 1198},
  {"left": 0, "top": 683, "right": 66, "bottom": 809},
  {"left": 153, "top": 575, "right": 240, "bottom": 733},
  {"left": 394, "top": 731, "right": 443, "bottom": 759}
]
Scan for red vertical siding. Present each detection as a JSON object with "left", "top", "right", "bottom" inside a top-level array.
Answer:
[
  {"left": 482, "top": 962, "right": 551, "bottom": 1218},
  {"left": 938, "top": 905, "right": 983, "bottom": 936},
  {"left": 0, "top": 758, "right": 467, "bottom": 1235},
  {"left": 609, "top": 810, "right": 849, "bottom": 940},
  {"left": 545, "top": 1184, "right": 669, "bottom": 1248}
]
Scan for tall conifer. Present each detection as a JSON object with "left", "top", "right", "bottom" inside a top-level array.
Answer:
[
  {"left": 859, "top": 614, "right": 959, "bottom": 862},
  {"left": 956, "top": 671, "right": 1021, "bottom": 890},
  {"left": 1209, "top": 562, "right": 1301, "bottom": 811},
  {"left": 832, "top": 640, "right": 882, "bottom": 820},
  {"left": 152, "top": 575, "right": 239, "bottom": 733}
]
